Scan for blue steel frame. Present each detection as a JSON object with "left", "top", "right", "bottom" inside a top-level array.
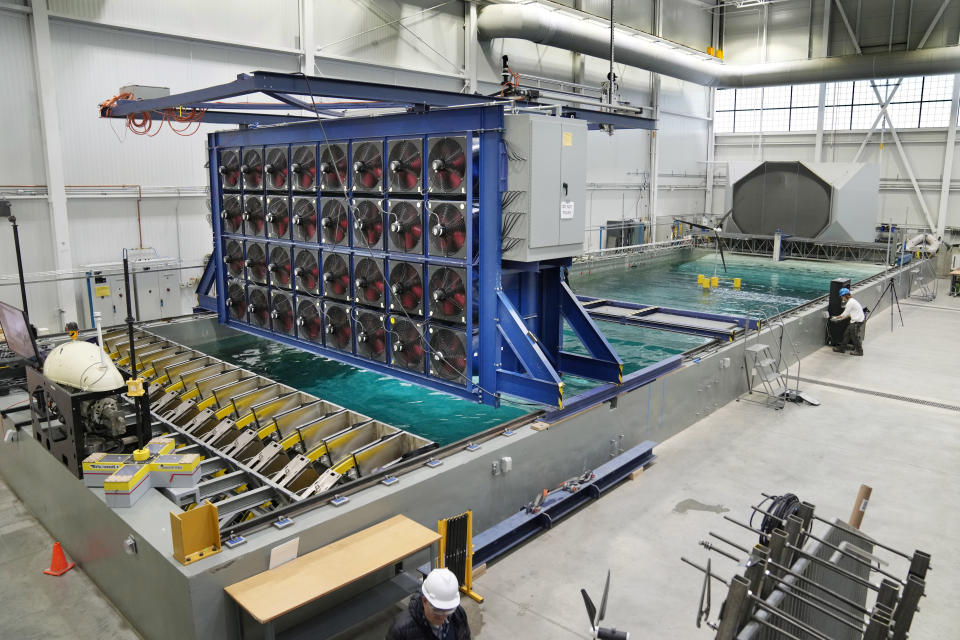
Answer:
[
  {"left": 205, "top": 104, "right": 622, "bottom": 407},
  {"left": 101, "top": 71, "right": 657, "bottom": 130}
]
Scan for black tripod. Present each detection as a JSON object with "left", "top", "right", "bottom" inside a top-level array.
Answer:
[{"left": 872, "top": 277, "right": 904, "bottom": 333}]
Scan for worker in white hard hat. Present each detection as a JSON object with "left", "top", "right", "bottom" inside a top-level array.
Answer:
[
  {"left": 386, "top": 567, "right": 471, "bottom": 639},
  {"left": 829, "top": 287, "right": 865, "bottom": 356}
]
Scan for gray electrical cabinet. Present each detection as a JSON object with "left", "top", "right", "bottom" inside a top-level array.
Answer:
[
  {"left": 501, "top": 113, "right": 587, "bottom": 261},
  {"left": 82, "top": 250, "right": 180, "bottom": 329}
]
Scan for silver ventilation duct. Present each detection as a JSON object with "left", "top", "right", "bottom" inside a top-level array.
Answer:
[{"left": 478, "top": 3, "right": 960, "bottom": 89}]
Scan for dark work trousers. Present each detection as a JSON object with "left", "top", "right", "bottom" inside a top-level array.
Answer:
[{"left": 838, "top": 321, "right": 864, "bottom": 354}]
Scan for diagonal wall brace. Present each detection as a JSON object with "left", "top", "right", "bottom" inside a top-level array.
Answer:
[{"left": 558, "top": 282, "right": 623, "bottom": 384}]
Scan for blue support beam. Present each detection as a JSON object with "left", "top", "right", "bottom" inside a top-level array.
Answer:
[
  {"left": 100, "top": 71, "right": 657, "bottom": 130},
  {"left": 559, "top": 281, "right": 622, "bottom": 383},
  {"left": 472, "top": 440, "right": 657, "bottom": 568}
]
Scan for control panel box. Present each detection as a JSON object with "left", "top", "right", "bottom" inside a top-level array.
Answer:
[
  {"left": 82, "top": 249, "right": 180, "bottom": 329},
  {"left": 501, "top": 113, "right": 587, "bottom": 262}
]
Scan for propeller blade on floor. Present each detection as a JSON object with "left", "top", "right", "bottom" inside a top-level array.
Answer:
[
  {"left": 581, "top": 589, "right": 598, "bottom": 628},
  {"left": 598, "top": 570, "right": 611, "bottom": 623}
]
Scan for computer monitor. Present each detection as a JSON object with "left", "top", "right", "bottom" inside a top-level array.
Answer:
[{"left": 0, "top": 301, "right": 40, "bottom": 363}]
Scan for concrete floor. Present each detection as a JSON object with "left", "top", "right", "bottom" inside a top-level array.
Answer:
[{"left": 1, "top": 281, "right": 958, "bottom": 639}]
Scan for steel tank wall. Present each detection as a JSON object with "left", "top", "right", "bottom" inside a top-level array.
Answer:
[{"left": 0, "top": 263, "right": 915, "bottom": 640}]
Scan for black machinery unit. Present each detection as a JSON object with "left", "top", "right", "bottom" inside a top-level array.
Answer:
[
  {"left": 826, "top": 277, "right": 851, "bottom": 346},
  {"left": 25, "top": 366, "right": 134, "bottom": 478}
]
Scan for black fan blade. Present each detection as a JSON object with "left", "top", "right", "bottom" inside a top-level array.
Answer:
[
  {"left": 581, "top": 590, "right": 597, "bottom": 628},
  {"left": 715, "top": 231, "right": 728, "bottom": 273},
  {"left": 598, "top": 570, "right": 610, "bottom": 623}
]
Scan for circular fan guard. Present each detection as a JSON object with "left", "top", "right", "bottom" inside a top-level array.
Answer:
[
  {"left": 428, "top": 138, "right": 466, "bottom": 192},
  {"left": 388, "top": 202, "right": 422, "bottom": 252},
  {"left": 322, "top": 254, "right": 350, "bottom": 297},
  {"left": 320, "top": 200, "right": 349, "bottom": 244},
  {"left": 353, "top": 200, "right": 383, "bottom": 247},
  {"left": 292, "top": 199, "right": 318, "bottom": 242},
  {"left": 388, "top": 140, "right": 422, "bottom": 191},
  {"left": 389, "top": 262, "right": 423, "bottom": 314},
  {"left": 353, "top": 258, "right": 385, "bottom": 306}
]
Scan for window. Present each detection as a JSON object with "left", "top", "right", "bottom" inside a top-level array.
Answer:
[{"left": 714, "top": 75, "right": 957, "bottom": 133}]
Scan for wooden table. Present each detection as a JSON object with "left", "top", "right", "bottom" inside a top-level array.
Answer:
[{"left": 225, "top": 514, "right": 439, "bottom": 639}]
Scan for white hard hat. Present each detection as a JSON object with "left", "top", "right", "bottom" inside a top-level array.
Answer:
[{"left": 422, "top": 568, "right": 461, "bottom": 610}]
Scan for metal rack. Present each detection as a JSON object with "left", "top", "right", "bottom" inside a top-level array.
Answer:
[{"left": 683, "top": 495, "right": 931, "bottom": 640}]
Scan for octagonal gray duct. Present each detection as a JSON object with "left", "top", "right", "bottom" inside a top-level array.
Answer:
[{"left": 478, "top": 3, "right": 960, "bottom": 89}]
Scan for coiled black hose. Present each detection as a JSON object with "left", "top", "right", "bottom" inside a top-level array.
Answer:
[{"left": 751, "top": 493, "right": 801, "bottom": 545}]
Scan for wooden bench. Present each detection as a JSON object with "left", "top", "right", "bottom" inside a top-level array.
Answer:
[{"left": 225, "top": 514, "right": 440, "bottom": 639}]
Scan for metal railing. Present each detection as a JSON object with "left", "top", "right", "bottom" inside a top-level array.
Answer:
[{"left": 573, "top": 237, "right": 699, "bottom": 263}]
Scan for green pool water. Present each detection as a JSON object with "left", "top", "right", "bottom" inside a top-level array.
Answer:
[
  {"left": 188, "top": 254, "right": 885, "bottom": 445},
  {"left": 570, "top": 252, "right": 885, "bottom": 317}
]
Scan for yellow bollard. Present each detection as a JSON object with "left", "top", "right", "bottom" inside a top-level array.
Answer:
[
  {"left": 697, "top": 274, "right": 705, "bottom": 285},
  {"left": 701, "top": 279, "right": 711, "bottom": 290},
  {"left": 733, "top": 278, "right": 742, "bottom": 290},
  {"left": 711, "top": 276, "right": 719, "bottom": 287}
]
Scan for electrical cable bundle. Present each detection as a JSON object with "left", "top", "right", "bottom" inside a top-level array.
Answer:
[{"left": 752, "top": 493, "right": 801, "bottom": 545}]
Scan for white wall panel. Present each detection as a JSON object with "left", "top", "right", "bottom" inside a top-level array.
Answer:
[
  {"left": 316, "top": 0, "right": 465, "bottom": 77},
  {"left": 0, "top": 15, "right": 46, "bottom": 184},
  {"left": 0, "top": 199, "right": 61, "bottom": 332},
  {"left": 49, "top": 21, "right": 298, "bottom": 187},
  {"left": 48, "top": 0, "right": 299, "bottom": 50}
]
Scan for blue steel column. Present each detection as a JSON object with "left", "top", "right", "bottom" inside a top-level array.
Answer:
[
  {"left": 208, "top": 133, "right": 228, "bottom": 322},
  {"left": 477, "top": 106, "right": 505, "bottom": 406}
]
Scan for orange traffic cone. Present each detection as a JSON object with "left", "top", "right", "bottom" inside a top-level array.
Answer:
[{"left": 43, "top": 542, "right": 75, "bottom": 576}]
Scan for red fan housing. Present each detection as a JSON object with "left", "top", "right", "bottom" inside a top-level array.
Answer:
[
  {"left": 264, "top": 146, "right": 289, "bottom": 191},
  {"left": 223, "top": 239, "right": 244, "bottom": 278},
  {"left": 221, "top": 194, "right": 243, "bottom": 234},
  {"left": 429, "top": 327, "right": 467, "bottom": 383},
  {"left": 247, "top": 287, "right": 270, "bottom": 328},
  {"left": 387, "top": 139, "right": 423, "bottom": 193},
  {"left": 354, "top": 310, "right": 387, "bottom": 362},
  {"left": 227, "top": 281, "right": 246, "bottom": 320},
  {"left": 292, "top": 197, "right": 318, "bottom": 243},
  {"left": 319, "top": 143, "right": 348, "bottom": 191},
  {"left": 219, "top": 148, "right": 241, "bottom": 190},
  {"left": 427, "top": 136, "right": 467, "bottom": 194},
  {"left": 270, "top": 291, "right": 295, "bottom": 335},
  {"left": 390, "top": 318, "right": 425, "bottom": 372},
  {"left": 266, "top": 197, "right": 290, "bottom": 239},
  {"left": 324, "top": 304, "right": 353, "bottom": 351},
  {"left": 241, "top": 147, "right": 264, "bottom": 190},
  {"left": 352, "top": 141, "right": 383, "bottom": 192},
  {"left": 353, "top": 257, "right": 385, "bottom": 308},
  {"left": 321, "top": 253, "right": 350, "bottom": 300},
  {"left": 244, "top": 242, "right": 268, "bottom": 284},
  {"left": 320, "top": 199, "right": 349, "bottom": 245},
  {"left": 296, "top": 298, "right": 323, "bottom": 343},
  {"left": 268, "top": 245, "right": 292, "bottom": 289},
  {"left": 294, "top": 248, "right": 320, "bottom": 296},
  {"left": 389, "top": 261, "right": 424, "bottom": 316},
  {"left": 353, "top": 200, "right": 384, "bottom": 248},
  {"left": 388, "top": 201, "right": 423, "bottom": 254},
  {"left": 428, "top": 202, "right": 468, "bottom": 259},
  {"left": 243, "top": 195, "right": 266, "bottom": 237},
  {"left": 291, "top": 145, "right": 317, "bottom": 191},
  {"left": 428, "top": 266, "right": 467, "bottom": 324}
]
